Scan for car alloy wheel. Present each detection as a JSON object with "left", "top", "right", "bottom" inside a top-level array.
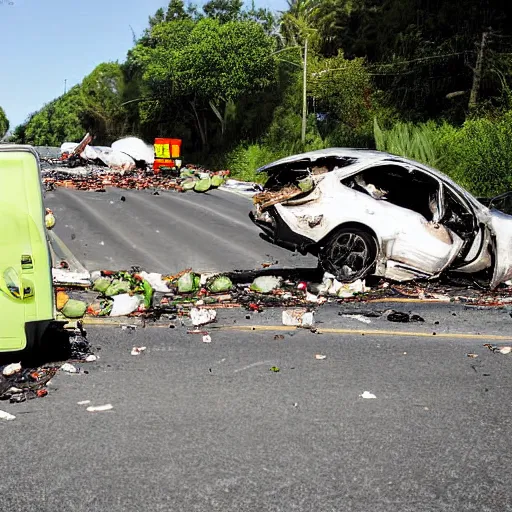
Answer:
[{"left": 320, "top": 228, "right": 377, "bottom": 282}]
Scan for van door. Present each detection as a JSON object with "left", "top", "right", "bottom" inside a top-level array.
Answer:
[{"left": 0, "top": 147, "right": 53, "bottom": 351}]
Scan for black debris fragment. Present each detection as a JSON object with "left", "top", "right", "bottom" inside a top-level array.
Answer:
[{"left": 387, "top": 311, "right": 425, "bottom": 323}]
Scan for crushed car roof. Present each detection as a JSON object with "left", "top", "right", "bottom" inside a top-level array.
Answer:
[
  {"left": 255, "top": 147, "right": 490, "bottom": 212},
  {"left": 256, "top": 148, "right": 395, "bottom": 173}
]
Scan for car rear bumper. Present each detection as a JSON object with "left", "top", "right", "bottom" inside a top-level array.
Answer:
[{"left": 249, "top": 206, "right": 316, "bottom": 255}]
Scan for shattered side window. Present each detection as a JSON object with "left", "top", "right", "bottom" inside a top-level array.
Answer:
[
  {"left": 489, "top": 192, "right": 512, "bottom": 216},
  {"left": 442, "top": 186, "right": 475, "bottom": 237},
  {"left": 342, "top": 164, "right": 440, "bottom": 221},
  {"left": 264, "top": 156, "right": 357, "bottom": 190}
]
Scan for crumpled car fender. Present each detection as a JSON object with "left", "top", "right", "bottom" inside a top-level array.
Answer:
[{"left": 488, "top": 209, "right": 512, "bottom": 289}]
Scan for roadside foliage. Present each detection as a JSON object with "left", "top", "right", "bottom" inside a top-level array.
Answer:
[{"left": 8, "top": 0, "right": 512, "bottom": 196}]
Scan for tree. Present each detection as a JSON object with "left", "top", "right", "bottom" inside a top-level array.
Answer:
[
  {"left": 23, "top": 86, "right": 85, "bottom": 145},
  {"left": 0, "top": 107, "right": 9, "bottom": 138},
  {"left": 130, "top": 17, "right": 276, "bottom": 149},
  {"left": 80, "top": 62, "right": 127, "bottom": 142},
  {"left": 148, "top": 7, "right": 165, "bottom": 29},
  {"left": 203, "top": 0, "right": 243, "bottom": 23},
  {"left": 165, "top": 0, "right": 190, "bottom": 21}
]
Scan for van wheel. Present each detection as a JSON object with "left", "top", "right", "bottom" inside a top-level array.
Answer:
[{"left": 319, "top": 227, "right": 377, "bottom": 282}]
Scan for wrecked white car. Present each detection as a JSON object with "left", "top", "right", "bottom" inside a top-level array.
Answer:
[{"left": 249, "top": 148, "right": 512, "bottom": 289}]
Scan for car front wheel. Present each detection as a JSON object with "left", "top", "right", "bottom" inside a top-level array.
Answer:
[{"left": 319, "top": 227, "right": 377, "bottom": 282}]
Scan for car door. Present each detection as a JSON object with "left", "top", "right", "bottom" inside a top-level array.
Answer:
[
  {"left": 0, "top": 147, "right": 54, "bottom": 352},
  {"left": 341, "top": 162, "right": 465, "bottom": 280},
  {"left": 486, "top": 192, "right": 512, "bottom": 288}
]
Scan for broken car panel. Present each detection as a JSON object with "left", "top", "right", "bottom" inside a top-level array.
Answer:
[{"left": 250, "top": 148, "right": 511, "bottom": 289}]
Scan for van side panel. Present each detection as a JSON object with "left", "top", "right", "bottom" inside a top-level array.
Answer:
[{"left": 0, "top": 148, "right": 53, "bottom": 351}]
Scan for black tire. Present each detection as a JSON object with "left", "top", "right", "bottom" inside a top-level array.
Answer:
[{"left": 319, "top": 227, "right": 377, "bottom": 282}]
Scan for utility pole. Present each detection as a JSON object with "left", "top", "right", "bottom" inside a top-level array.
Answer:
[
  {"left": 301, "top": 37, "right": 308, "bottom": 145},
  {"left": 469, "top": 31, "right": 489, "bottom": 110},
  {"left": 64, "top": 79, "right": 67, "bottom": 95}
]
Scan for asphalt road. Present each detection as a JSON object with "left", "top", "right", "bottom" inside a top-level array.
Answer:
[
  {"left": 2, "top": 302, "right": 512, "bottom": 512},
  {"left": 45, "top": 187, "right": 318, "bottom": 274},
  {"left": 9, "top": 187, "right": 508, "bottom": 510}
]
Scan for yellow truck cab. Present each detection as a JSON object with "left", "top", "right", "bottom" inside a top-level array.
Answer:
[{"left": 0, "top": 145, "right": 54, "bottom": 352}]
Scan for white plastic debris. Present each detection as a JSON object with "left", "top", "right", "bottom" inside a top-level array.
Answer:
[
  {"left": 0, "top": 410, "right": 16, "bottom": 421},
  {"left": 2, "top": 363, "right": 21, "bottom": 376},
  {"left": 110, "top": 294, "right": 142, "bottom": 317},
  {"left": 202, "top": 334, "right": 212, "bottom": 344},
  {"left": 60, "top": 363, "right": 78, "bottom": 373},
  {"left": 86, "top": 404, "right": 113, "bottom": 412},
  {"left": 52, "top": 268, "right": 92, "bottom": 286},
  {"left": 315, "top": 354, "right": 327, "bottom": 360},
  {"left": 282, "top": 309, "right": 315, "bottom": 327},
  {"left": 77, "top": 400, "right": 91, "bottom": 405},
  {"left": 499, "top": 346, "right": 512, "bottom": 354},
  {"left": 131, "top": 346, "right": 147, "bottom": 356},
  {"left": 337, "top": 279, "right": 368, "bottom": 298},
  {"left": 342, "top": 314, "right": 372, "bottom": 324},
  {"left": 112, "top": 136, "right": 155, "bottom": 165},
  {"left": 139, "top": 271, "right": 169, "bottom": 293},
  {"left": 306, "top": 291, "right": 326, "bottom": 304},
  {"left": 200, "top": 272, "right": 218, "bottom": 286},
  {"left": 190, "top": 308, "right": 217, "bottom": 327},
  {"left": 85, "top": 354, "right": 98, "bottom": 362},
  {"left": 360, "top": 391, "right": 377, "bottom": 399}
]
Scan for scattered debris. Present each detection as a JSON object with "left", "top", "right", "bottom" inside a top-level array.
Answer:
[
  {"left": 342, "top": 314, "right": 372, "bottom": 324},
  {"left": 466, "top": 353, "right": 478, "bottom": 358},
  {"left": 77, "top": 400, "right": 91, "bottom": 405},
  {"left": 482, "top": 343, "right": 511, "bottom": 354},
  {"left": 190, "top": 308, "right": 217, "bottom": 327},
  {"left": 110, "top": 294, "right": 143, "bottom": 317},
  {"left": 274, "top": 334, "right": 285, "bottom": 340},
  {"left": 60, "top": 363, "right": 78, "bottom": 373},
  {"left": 360, "top": 391, "right": 377, "bottom": 399},
  {"left": 2, "top": 363, "right": 21, "bottom": 377},
  {"left": 250, "top": 276, "right": 282, "bottom": 294},
  {"left": 202, "top": 334, "right": 212, "bottom": 344},
  {"left": 61, "top": 299, "right": 88, "bottom": 319},
  {"left": 0, "top": 410, "right": 16, "bottom": 421},
  {"left": 386, "top": 311, "right": 425, "bottom": 323},
  {"left": 131, "top": 346, "right": 147, "bottom": 356},
  {"left": 315, "top": 354, "right": 327, "bottom": 360},
  {"left": 86, "top": 404, "right": 113, "bottom": 412},
  {"left": 269, "top": 366, "right": 280, "bottom": 372},
  {"left": 282, "top": 309, "right": 314, "bottom": 327}
]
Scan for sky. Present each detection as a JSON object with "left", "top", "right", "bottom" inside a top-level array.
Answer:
[{"left": 0, "top": 0, "right": 286, "bottom": 129}]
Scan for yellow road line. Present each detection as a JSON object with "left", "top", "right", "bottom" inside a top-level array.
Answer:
[
  {"left": 366, "top": 298, "right": 451, "bottom": 304},
  {"left": 213, "top": 325, "right": 510, "bottom": 340},
  {"left": 81, "top": 318, "right": 511, "bottom": 341}
]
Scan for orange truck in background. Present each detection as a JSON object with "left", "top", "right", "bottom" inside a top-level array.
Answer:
[{"left": 153, "top": 138, "right": 182, "bottom": 174}]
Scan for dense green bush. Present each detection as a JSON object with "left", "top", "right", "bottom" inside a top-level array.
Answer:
[
  {"left": 224, "top": 144, "right": 279, "bottom": 183},
  {"left": 374, "top": 113, "right": 512, "bottom": 198},
  {"left": 440, "top": 112, "right": 512, "bottom": 197}
]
